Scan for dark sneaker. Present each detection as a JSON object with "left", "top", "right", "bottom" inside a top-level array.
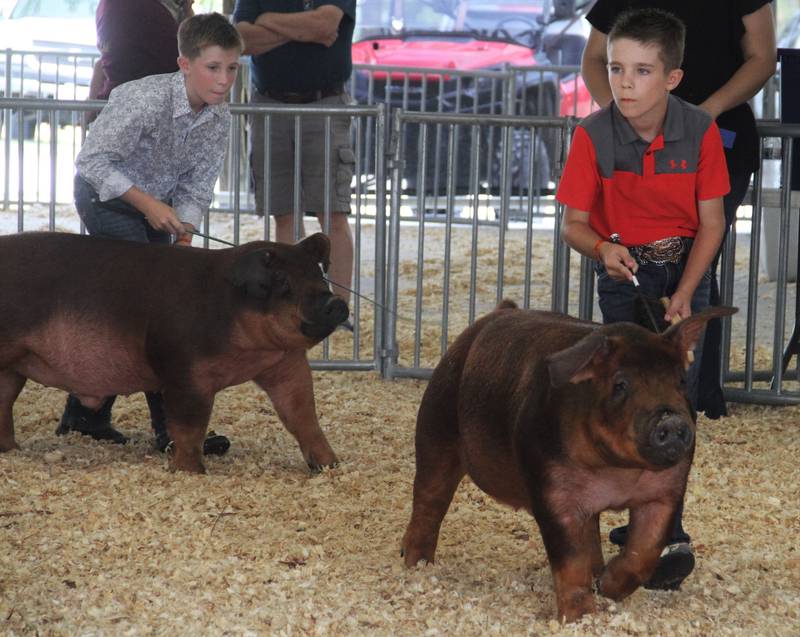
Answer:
[
  {"left": 644, "top": 542, "right": 695, "bottom": 591},
  {"left": 203, "top": 431, "right": 231, "bottom": 456},
  {"left": 154, "top": 430, "right": 230, "bottom": 456},
  {"left": 609, "top": 525, "right": 628, "bottom": 546},
  {"left": 56, "top": 395, "right": 128, "bottom": 445}
]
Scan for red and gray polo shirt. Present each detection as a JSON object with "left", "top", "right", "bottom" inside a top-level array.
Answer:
[{"left": 556, "top": 95, "right": 730, "bottom": 247}]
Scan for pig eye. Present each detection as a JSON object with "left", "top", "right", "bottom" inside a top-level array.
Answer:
[{"left": 612, "top": 379, "right": 628, "bottom": 400}]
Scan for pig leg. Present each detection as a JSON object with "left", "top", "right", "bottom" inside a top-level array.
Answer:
[
  {"left": 0, "top": 370, "right": 26, "bottom": 451},
  {"left": 598, "top": 501, "right": 675, "bottom": 600},
  {"left": 255, "top": 355, "right": 337, "bottom": 471},
  {"left": 537, "top": 515, "right": 598, "bottom": 622},
  {"left": 401, "top": 396, "right": 465, "bottom": 566},
  {"left": 164, "top": 391, "right": 214, "bottom": 474}
]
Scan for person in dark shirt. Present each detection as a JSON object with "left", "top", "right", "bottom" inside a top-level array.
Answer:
[
  {"left": 233, "top": 0, "right": 356, "bottom": 322},
  {"left": 582, "top": 1, "right": 777, "bottom": 420},
  {"left": 91, "top": 0, "right": 194, "bottom": 101}
]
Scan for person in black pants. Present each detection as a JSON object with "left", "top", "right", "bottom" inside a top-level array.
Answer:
[
  {"left": 57, "top": 12, "right": 238, "bottom": 456},
  {"left": 580, "top": 0, "right": 777, "bottom": 589}
]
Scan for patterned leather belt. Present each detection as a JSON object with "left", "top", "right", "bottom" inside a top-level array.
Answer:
[
  {"left": 629, "top": 236, "right": 692, "bottom": 265},
  {"left": 264, "top": 83, "right": 345, "bottom": 104}
]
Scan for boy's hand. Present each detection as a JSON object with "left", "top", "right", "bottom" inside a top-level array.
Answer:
[
  {"left": 664, "top": 291, "right": 693, "bottom": 323},
  {"left": 174, "top": 223, "right": 195, "bottom": 246},
  {"left": 599, "top": 243, "right": 637, "bottom": 281},
  {"left": 142, "top": 200, "right": 186, "bottom": 237}
]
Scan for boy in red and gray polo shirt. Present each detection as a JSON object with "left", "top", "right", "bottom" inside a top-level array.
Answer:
[{"left": 558, "top": 9, "right": 729, "bottom": 591}]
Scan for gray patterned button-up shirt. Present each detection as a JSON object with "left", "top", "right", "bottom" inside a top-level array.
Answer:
[{"left": 76, "top": 71, "right": 230, "bottom": 230}]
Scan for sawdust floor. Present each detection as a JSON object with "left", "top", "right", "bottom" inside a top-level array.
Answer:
[
  {"left": 1, "top": 208, "right": 799, "bottom": 635},
  {"left": 2, "top": 379, "right": 799, "bottom": 636}
]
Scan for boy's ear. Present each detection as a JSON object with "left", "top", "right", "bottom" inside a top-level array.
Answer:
[
  {"left": 177, "top": 55, "right": 190, "bottom": 74},
  {"left": 666, "top": 67, "right": 684, "bottom": 92}
]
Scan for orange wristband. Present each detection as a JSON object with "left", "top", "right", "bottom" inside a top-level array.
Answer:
[{"left": 593, "top": 238, "right": 606, "bottom": 259}]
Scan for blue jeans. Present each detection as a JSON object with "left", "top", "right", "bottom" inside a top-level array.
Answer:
[
  {"left": 597, "top": 254, "right": 711, "bottom": 546},
  {"left": 74, "top": 175, "right": 171, "bottom": 245},
  {"left": 596, "top": 258, "right": 712, "bottom": 409}
]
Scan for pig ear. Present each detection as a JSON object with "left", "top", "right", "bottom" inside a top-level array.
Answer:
[
  {"left": 546, "top": 331, "right": 610, "bottom": 388},
  {"left": 298, "top": 233, "right": 331, "bottom": 273},
  {"left": 663, "top": 305, "right": 738, "bottom": 364},
  {"left": 226, "top": 250, "right": 275, "bottom": 300}
]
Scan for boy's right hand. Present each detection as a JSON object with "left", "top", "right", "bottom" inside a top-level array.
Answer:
[
  {"left": 142, "top": 200, "right": 186, "bottom": 237},
  {"left": 599, "top": 242, "right": 637, "bottom": 281}
]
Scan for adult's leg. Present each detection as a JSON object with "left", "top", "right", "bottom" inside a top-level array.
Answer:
[
  {"left": 314, "top": 212, "right": 353, "bottom": 304},
  {"left": 303, "top": 93, "right": 355, "bottom": 306},
  {"left": 697, "top": 170, "right": 752, "bottom": 418}
]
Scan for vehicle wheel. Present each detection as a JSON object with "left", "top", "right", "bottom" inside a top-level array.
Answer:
[
  {"left": 403, "top": 121, "right": 477, "bottom": 196},
  {"left": 490, "top": 128, "right": 551, "bottom": 195},
  {"left": 521, "top": 85, "right": 558, "bottom": 173}
]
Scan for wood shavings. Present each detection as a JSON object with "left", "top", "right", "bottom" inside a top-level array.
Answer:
[{"left": 1, "top": 206, "right": 798, "bottom": 635}]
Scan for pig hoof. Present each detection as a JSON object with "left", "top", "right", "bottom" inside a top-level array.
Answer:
[
  {"left": 169, "top": 460, "right": 207, "bottom": 474},
  {"left": 400, "top": 543, "right": 435, "bottom": 567},
  {"left": 557, "top": 590, "right": 596, "bottom": 623},
  {"left": 0, "top": 440, "right": 20, "bottom": 452},
  {"left": 306, "top": 453, "right": 339, "bottom": 473}
]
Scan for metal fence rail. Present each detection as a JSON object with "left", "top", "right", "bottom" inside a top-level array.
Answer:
[
  {"left": 381, "top": 110, "right": 800, "bottom": 410},
  {"left": 0, "top": 96, "right": 387, "bottom": 373},
  {"left": 3, "top": 95, "right": 800, "bottom": 405}
]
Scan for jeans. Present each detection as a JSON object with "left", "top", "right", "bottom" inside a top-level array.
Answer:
[
  {"left": 596, "top": 257, "right": 712, "bottom": 409},
  {"left": 74, "top": 175, "right": 172, "bottom": 245},
  {"left": 596, "top": 253, "right": 711, "bottom": 545}
]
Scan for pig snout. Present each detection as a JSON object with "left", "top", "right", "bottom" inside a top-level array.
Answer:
[
  {"left": 643, "top": 411, "right": 694, "bottom": 467},
  {"left": 300, "top": 294, "right": 349, "bottom": 339}
]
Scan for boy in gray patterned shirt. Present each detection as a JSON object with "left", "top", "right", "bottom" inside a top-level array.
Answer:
[{"left": 58, "top": 12, "right": 242, "bottom": 453}]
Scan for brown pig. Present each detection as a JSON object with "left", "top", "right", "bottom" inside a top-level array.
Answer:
[
  {"left": 0, "top": 232, "right": 349, "bottom": 474},
  {"left": 401, "top": 300, "right": 736, "bottom": 622}
]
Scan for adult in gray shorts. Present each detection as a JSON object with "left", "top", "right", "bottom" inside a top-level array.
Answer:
[{"left": 234, "top": 0, "right": 356, "bottom": 313}]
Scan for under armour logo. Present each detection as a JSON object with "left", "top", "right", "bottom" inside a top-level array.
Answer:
[{"left": 669, "top": 159, "right": 688, "bottom": 170}]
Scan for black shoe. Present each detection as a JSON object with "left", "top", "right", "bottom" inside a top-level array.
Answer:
[
  {"left": 609, "top": 525, "right": 628, "bottom": 546},
  {"left": 203, "top": 431, "right": 231, "bottom": 456},
  {"left": 644, "top": 543, "right": 695, "bottom": 591},
  {"left": 56, "top": 395, "right": 128, "bottom": 445},
  {"left": 153, "top": 430, "right": 230, "bottom": 456}
]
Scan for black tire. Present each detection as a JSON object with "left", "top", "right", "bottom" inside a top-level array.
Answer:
[{"left": 489, "top": 128, "right": 551, "bottom": 195}]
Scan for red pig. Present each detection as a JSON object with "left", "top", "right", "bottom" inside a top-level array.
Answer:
[
  {"left": 0, "top": 232, "right": 348, "bottom": 474},
  {"left": 402, "top": 300, "right": 736, "bottom": 621}
]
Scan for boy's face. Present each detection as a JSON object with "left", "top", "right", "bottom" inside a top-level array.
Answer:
[
  {"left": 607, "top": 37, "right": 683, "bottom": 125},
  {"left": 179, "top": 45, "right": 241, "bottom": 112}
]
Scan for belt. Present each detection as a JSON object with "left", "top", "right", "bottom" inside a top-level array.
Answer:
[
  {"left": 629, "top": 236, "right": 692, "bottom": 265},
  {"left": 264, "top": 83, "right": 345, "bottom": 104}
]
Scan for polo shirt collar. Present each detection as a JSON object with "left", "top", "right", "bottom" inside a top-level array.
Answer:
[
  {"left": 169, "top": 71, "right": 226, "bottom": 121},
  {"left": 611, "top": 93, "right": 684, "bottom": 146}
]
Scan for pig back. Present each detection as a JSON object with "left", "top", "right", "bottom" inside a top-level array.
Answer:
[
  {"left": 0, "top": 232, "right": 233, "bottom": 346},
  {"left": 454, "top": 309, "right": 596, "bottom": 505}
]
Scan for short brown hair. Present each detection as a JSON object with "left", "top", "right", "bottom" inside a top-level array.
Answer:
[
  {"left": 608, "top": 8, "right": 685, "bottom": 72},
  {"left": 178, "top": 12, "right": 243, "bottom": 60}
]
